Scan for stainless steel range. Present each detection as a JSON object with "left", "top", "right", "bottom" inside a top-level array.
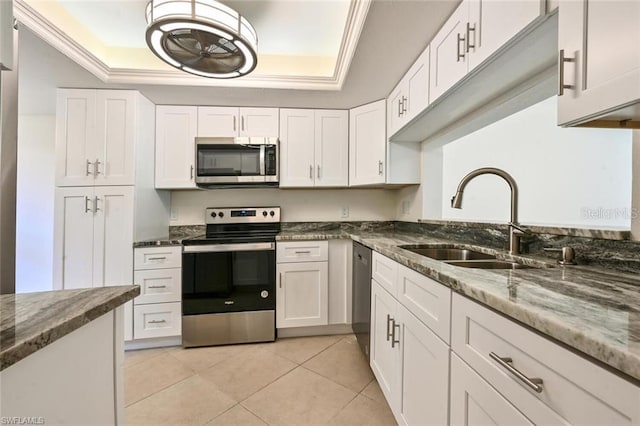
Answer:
[{"left": 181, "top": 207, "right": 280, "bottom": 347}]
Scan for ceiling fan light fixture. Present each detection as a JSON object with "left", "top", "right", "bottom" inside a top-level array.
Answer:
[{"left": 145, "top": 0, "right": 258, "bottom": 79}]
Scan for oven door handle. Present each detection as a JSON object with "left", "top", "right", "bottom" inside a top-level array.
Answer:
[
  {"left": 259, "top": 145, "right": 266, "bottom": 176},
  {"left": 183, "top": 242, "right": 275, "bottom": 253}
]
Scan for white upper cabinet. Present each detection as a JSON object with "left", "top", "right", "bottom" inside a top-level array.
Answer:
[
  {"left": 349, "top": 100, "right": 387, "bottom": 186},
  {"left": 280, "top": 109, "right": 348, "bottom": 188},
  {"left": 197, "top": 107, "right": 279, "bottom": 137},
  {"left": 56, "top": 90, "right": 136, "bottom": 187},
  {"left": 430, "top": 0, "right": 542, "bottom": 103},
  {"left": 197, "top": 107, "right": 238, "bottom": 137},
  {"left": 388, "top": 46, "right": 430, "bottom": 137},
  {"left": 155, "top": 106, "right": 197, "bottom": 189},
  {"left": 557, "top": 0, "right": 640, "bottom": 127},
  {"left": 350, "top": 100, "right": 420, "bottom": 186}
]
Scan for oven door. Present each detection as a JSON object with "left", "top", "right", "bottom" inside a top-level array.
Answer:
[{"left": 182, "top": 242, "right": 276, "bottom": 315}]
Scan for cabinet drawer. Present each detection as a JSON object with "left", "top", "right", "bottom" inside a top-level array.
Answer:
[
  {"left": 277, "top": 241, "right": 328, "bottom": 263},
  {"left": 134, "top": 269, "right": 181, "bottom": 305},
  {"left": 133, "top": 302, "right": 181, "bottom": 339},
  {"left": 397, "top": 264, "right": 451, "bottom": 344},
  {"left": 372, "top": 252, "right": 398, "bottom": 295},
  {"left": 451, "top": 293, "right": 640, "bottom": 425},
  {"left": 134, "top": 246, "right": 181, "bottom": 270}
]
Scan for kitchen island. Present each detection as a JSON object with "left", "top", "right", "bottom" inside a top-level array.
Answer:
[{"left": 0, "top": 286, "right": 139, "bottom": 424}]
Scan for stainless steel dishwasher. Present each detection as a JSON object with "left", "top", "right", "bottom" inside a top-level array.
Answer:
[{"left": 352, "top": 241, "right": 372, "bottom": 360}]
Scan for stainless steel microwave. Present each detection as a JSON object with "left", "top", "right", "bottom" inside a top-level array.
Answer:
[{"left": 195, "top": 137, "right": 278, "bottom": 187}]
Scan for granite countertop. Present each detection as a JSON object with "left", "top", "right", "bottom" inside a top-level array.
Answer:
[
  {"left": 278, "top": 229, "right": 640, "bottom": 382},
  {"left": 133, "top": 239, "right": 183, "bottom": 248},
  {"left": 0, "top": 286, "right": 140, "bottom": 371}
]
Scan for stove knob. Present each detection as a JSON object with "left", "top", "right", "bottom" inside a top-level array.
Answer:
[
  {"left": 270, "top": 211, "right": 275, "bottom": 217},
  {"left": 210, "top": 211, "right": 217, "bottom": 218},
  {"left": 218, "top": 212, "right": 224, "bottom": 218},
  {"left": 262, "top": 210, "right": 268, "bottom": 217},
  {"left": 260, "top": 290, "right": 269, "bottom": 299}
]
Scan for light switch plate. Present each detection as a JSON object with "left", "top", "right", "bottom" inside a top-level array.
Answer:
[{"left": 341, "top": 206, "right": 349, "bottom": 218}]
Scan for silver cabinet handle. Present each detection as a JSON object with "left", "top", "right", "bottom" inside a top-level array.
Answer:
[
  {"left": 386, "top": 314, "right": 393, "bottom": 341},
  {"left": 490, "top": 352, "right": 544, "bottom": 393},
  {"left": 558, "top": 49, "right": 575, "bottom": 96},
  {"left": 147, "top": 285, "right": 167, "bottom": 289},
  {"left": 147, "top": 256, "right": 167, "bottom": 260},
  {"left": 401, "top": 96, "right": 407, "bottom": 114},
  {"left": 391, "top": 319, "right": 400, "bottom": 348},
  {"left": 86, "top": 160, "right": 94, "bottom": 176},
  {"left": 233, "top": 116, "right": 236, "bottom": 131},
  {"left": 148, "top": 319, "right": 166, "bottom": 324},
  {"left": 466, "top": 22, "right": 476, "bottom": 52},
  {"left": 94, "top": 196, "right": 100, "bottom": 212},
  {"left": 309, "top": 164, "right": 313, "bottom": 179},
  {"left": 378, "top": 161, "right": 384, "bottom": 176},
  {"left": 279, "top": 272, "right": 282, "bottom": 288},
  {"left": 190, "top": 165, "right": 194, "bottom": 180},
  {"left": 84, "top": 196, "right": 92, "bottom": 213},
  {"left": 457, "top": 33, "right": 466, "bottom": 62},
  {"left": 295, "top": 250, "right": 311, "bottom": 254},
  {"left": 94, "top": 158, "right": 101, "bottom": 176},
  {"left": 241, "top": 116, "right": 245, "bottom": 131},
  {"left": 398, "top": 98, "right": 403, "bottom": 117},
  {"left": 317, "top": 164, "right": 321, "bottom": 179}
]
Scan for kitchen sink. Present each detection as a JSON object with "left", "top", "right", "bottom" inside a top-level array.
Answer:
[
  {"left": 399, "top": 244, "right": 545, "bottom": 270},
  {"left": 445, "top": 260, "right": 534, "bottom": 270},
  {"left": 398, "top": 245, "right": 496, "bottom": 261}
]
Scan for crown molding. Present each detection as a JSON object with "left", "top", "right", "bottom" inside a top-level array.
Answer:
[{"left": 14, "top": 0, "right": 371, "bottom": 91}]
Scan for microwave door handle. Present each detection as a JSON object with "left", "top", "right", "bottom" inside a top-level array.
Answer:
[{"left": 260, "top": 145, "right": 266, "bottom": 176}]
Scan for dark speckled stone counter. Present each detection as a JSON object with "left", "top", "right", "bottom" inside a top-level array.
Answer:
[
  {"left": 278, "top": 228, "right": 640, "bottom": 382},
  {"left": 0, "top": 286, "right": 140, "bottom": 371}
]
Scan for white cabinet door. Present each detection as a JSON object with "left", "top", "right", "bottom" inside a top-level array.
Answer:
[
  {"left": 387, "top": 83, "right": 408, "bottom": 137},
  {"left": 349, "top": 100, "right": 387, "bottom": 186},
  {"left": 53, "top": 187, "right": 95, "bottom": 290},
  {"left": 155, "top": 106, "right": 197, "bottom": 189},
  {"left": 405, "top": 45, "right": 430, "bottom": 121},
  {"left": 467, "top": 0, "right": 542, "bottom": 72},
  {"left": 396, "top": 304, "right": 450, "bottom": 426},
  {"left": 276, "top": 261, "right": 328, "bottom": 328},
  {"left": 134, "top": 302, "right": 182, "bottom": 339},
  {"left": 279, "top": 109, "right": 315, "bottom": 187},
  {"left": 450, "top": 353, "right": 534, "bottom": 426},
  {"left": 197, "top": 106, "right": 238, "bottom": 137},
  {"left": 370, "top": 280, "right": 400, "bottom": 410},
  {"left": 429, "top": 1, "right": 470, "bottom": 102},
  {"left": 315, "top": 110, "right": 348, "bottom": 187},
  {"left": 55, "top": 89, "right": 96, "bottom": 187},
  {"left": 558, "top": 0, "right": 640, "bottom": 126},
  {"left": 123, "top": 300, "right": 133, "bottom": 342},
  {"left": 94, "top": 91, "right": 136, "bottom": 186},
  {"left": 239, "top": 107, "right": 279, "bottom": 136},
  {"left": 92, "top": 186, "right": 134, "bottom": 288}
]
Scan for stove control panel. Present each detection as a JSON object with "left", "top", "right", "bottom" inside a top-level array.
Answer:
[{"left": 206, "top": 207, "right": 281, "bottom": 224}]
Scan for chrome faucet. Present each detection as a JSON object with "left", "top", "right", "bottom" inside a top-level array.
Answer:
[{"left": 450, "top": 167, "right": 527, "bottom": 255}]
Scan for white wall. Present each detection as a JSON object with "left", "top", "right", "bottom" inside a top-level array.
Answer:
[
  {"left": 436, "top": 96, "right": 632, "bottom": 228},
  {"left": 170, "top": 188, "right": 396, "bottom": 225},
  {"left": 15, "top": 115, "right": 56, "bottom": 293},
  {"left": 632, "top": 130, "right": 640, "bottom": 240}
]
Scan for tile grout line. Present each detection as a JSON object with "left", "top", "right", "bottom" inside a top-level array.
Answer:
[{"left": 125, "top": 372, "right": 197, "bottom": 408}]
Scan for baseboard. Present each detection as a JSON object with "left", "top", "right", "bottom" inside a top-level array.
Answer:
[
  {"left": 277, "top": 323, "right": 353, "bottom": 338},
  {"left": 124, "top": 336, "right": 182, "bottom": 351}
]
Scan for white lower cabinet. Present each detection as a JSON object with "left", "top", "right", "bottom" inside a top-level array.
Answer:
[
  {"left": 276, "top": 261, "right": 328, "bottom": 328},
  {"left": 450, "top": 353, "right": 533, "bottom": 426},
  {"left": 132, "top": 246, "right": 182, "bottom": 340},
  {"left": 451, "top": 292, "right": 640, "bottom": 425},
  {"left": 370, "top": 276, "right": 451, "bottom": 426}
]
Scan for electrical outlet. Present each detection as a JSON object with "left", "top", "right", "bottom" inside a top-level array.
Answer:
[
  {"left": 170, "top": 208, "right": 178, "bottom": 221},
  {"left": 341, "top": 206, "right": 349, "bottom": 218},
  {"left": 402, "top": 200, "right": 411, "bottom": 214}
]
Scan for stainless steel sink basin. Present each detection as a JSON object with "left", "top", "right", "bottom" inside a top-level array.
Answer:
[
  {"left": 399, "top": 245, "right": 496, "bottom": 261},
  {"left": 445, "top": 260, "right": 534, "bottom": 270}
]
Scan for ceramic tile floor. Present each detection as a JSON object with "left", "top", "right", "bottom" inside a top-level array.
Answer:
[{"left": 124, "top": 334, "right": 397, "bottom": 426}]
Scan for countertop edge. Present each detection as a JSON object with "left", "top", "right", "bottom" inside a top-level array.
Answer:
[{"left": 0, "top": 286, "right": 140, "bottom": 371}]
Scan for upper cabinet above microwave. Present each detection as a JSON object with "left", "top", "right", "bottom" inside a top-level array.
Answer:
[
  {"left": 557, "top": 0, "right": 640, "bottom": 128},
  {"left": 197, "top": 107, "right": 279, "bottom": 137}
]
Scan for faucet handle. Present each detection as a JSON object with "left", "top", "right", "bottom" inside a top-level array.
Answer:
[{"left": 543, "top": 246, "right": 576, "bottom": 265}]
